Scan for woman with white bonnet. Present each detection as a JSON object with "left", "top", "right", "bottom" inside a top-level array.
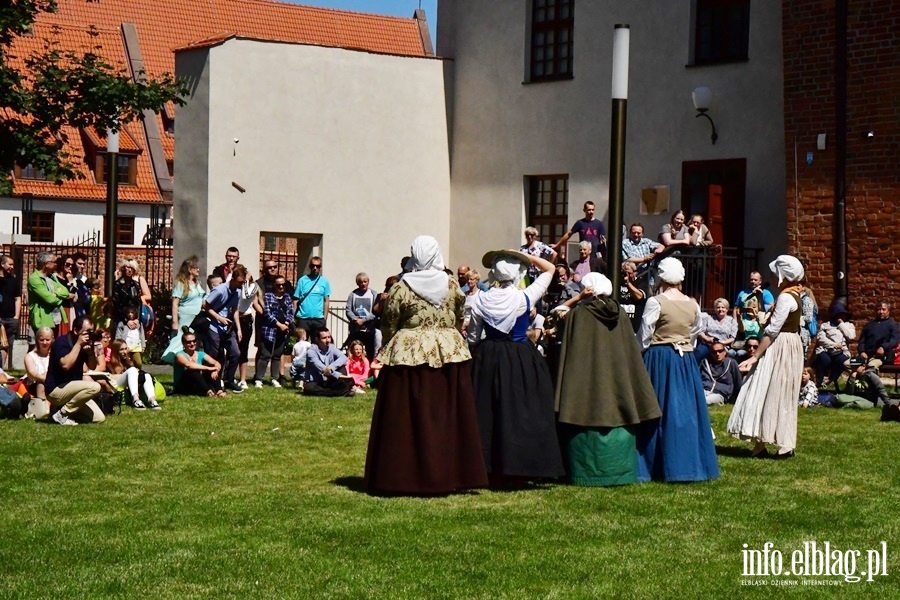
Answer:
[
  {"left": 555, "top": 273, "right": 661, "bottom": 486},
  {"left": 637, "top": 256, "right": 720, "bottom": 482},
  {"left": 726, "top": 255, "right": 805, "bottom": 459},
  {"left": 469, "top": 249, "right": 564, "bottom": 485},
  {"left": 365, "top": 235, "right": 487, "bottom": 495}
]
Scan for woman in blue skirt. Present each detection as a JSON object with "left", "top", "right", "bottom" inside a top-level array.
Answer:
[{"left": 637, "top": 257, "right": 719, "bottom": 482}]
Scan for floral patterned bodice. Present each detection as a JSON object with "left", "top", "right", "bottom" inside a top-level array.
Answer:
[{"left": 377, "top": 278, "right": 471, "bottom": 368}]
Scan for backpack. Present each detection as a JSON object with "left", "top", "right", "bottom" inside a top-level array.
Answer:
[{"left": 803, "top": 294, "right": 818, "bottom": 336}]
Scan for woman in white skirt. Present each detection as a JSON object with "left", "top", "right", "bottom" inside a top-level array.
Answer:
[{"left": 726, "top": 255, "right": 806, "bottom": 459}]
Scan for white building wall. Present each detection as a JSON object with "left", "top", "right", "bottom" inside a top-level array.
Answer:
[
  {"left": 175, "top": 39, "right": 452, "bottom": 301},
  {"left": 0, "top": 198, "right": 154, "bottom": 244},
  {"left": 438, "top": 0, "right": 786, "bottom": 267}
]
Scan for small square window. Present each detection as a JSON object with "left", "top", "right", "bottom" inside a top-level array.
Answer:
[{"left": 693, "top": 0, "right": 750, "bottom": 65}]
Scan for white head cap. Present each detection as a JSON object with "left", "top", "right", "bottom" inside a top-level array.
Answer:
[
  {"left": 769, "top": 255, "right": 804, "bottom": 286},
  {"left": 580, "top": 272, "right": 613, "bottom": 297},
  {"left": 657, "top": 257, "right": 685, "bottom": 285},
  {"left": 406, "top": 235, "right": 445, "bottom": 272},
  {"left": 492, "top": 258, "right": 526, "bottom": 284}
]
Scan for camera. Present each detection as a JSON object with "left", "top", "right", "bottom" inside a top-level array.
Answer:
[{"left": 88, "top": 330, "right": 104, "bottom": 343}]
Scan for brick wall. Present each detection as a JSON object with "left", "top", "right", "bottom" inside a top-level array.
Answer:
[{"left": 783, "top": 0, "right": 900, "bottom": 325}]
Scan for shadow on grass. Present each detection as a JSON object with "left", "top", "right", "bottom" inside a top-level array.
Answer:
[
  {"left": 332, "top": 476, "right": 483, "bottom": 498},
  {"left": 331, "top": 476, "right": 557, "bottom": 497},
  {"left": 714, "top": 445, "right": 760, "bottom": 458}
]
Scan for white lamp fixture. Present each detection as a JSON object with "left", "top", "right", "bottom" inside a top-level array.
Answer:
[{"left": 692, "top": 86, "right": 718, "bottom": 145}]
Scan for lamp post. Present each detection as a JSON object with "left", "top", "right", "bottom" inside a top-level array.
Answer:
[
  {"left": 607, "top": 24, "right": 629, "bottom": 298},
  {"left": 104, "top": 126, "right": 120, "bottom": 297},
  {"left": 692, "top": 86, "right": 719, "bottom": 145}
]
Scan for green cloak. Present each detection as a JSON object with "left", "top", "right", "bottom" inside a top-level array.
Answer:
[{"left": 555, "top": 296, "right": 661, "bottom": 427}]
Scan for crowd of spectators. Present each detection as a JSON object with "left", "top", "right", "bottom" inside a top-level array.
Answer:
[{"left": 1, "top": 205, "right": 898, "bottom": 430}]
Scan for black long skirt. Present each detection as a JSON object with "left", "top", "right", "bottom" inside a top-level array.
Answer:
[
  {"left": 364, "top": 362, "right": 488, "bottom": 495},
  {"left": 472, "top": 339, "right": 565, "bottom": 479}
]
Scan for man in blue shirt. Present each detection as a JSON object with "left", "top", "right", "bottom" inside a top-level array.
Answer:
[
  {"left": 202, "top": 265, "right": 247, "bottom": 393},
  {"left": 303, "top": 328, "right": 353, "bottom": 397},
  {"left": 293, "top": 256, "right": 331, "bottom": 337},
  {"left": 552, "top": 201, "right": 608, "bottom": 260},
  {"left": 733, "top": 271, "right": 775, "bottom": 317}
]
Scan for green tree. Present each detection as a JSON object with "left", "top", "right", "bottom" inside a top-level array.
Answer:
[{"left": 0, "top": 0, "right": 187, "bottom": 194}]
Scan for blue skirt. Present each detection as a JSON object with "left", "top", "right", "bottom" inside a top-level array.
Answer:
[{"left": 637, "top": 345, "right": 720, "bottom": 482}]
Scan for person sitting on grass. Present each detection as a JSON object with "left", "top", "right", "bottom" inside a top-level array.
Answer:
[
  {"left": 114, "top": 306, "right": 145, "bottom": 368},
  {"left": 304, "top": 328, "right": 354, "bottom": 397},
  {"left": 173, "top": 328, "right": 226, "bottom": 398},
  {"left": 700, "top": 341, "right": 742, "bottom": 406},
  {"left": 833, "top": 360, "right": 891, "bottom": 410},
  {"left": 346, "top": 340, "right": 370, "bottom": 394},
  {"left": 107, "top": 340, "right": 160, "bottom": 410},
  {"left": 24, "top": 326, "right": 53, "bottom": 401},
  {"left": 798, "top": 367, "right": 819, "bottom": 409}
]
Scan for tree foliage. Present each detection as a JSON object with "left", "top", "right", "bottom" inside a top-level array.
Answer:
[{"left": 0, "top": 0, "right": 188, "bottom": 194}]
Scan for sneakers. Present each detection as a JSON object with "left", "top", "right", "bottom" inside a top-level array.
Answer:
[
  {"left": 354, "top": 387, "right": 366, "bottom": 394},
  {"left": 254, "top": 380, "right": 264, "bottom": 389},
  {"left": 272, "top": 379, "right": 282, "bottom": 388},
  {"left": 225, "top": 382, "right": 244, "bottom": 394},
  {"left": 238, "top": 380, "right": 248, "bottom": 390},
  {"left": 52, "top": 410, "right": 78, "bottom": 426},
  {"left": 147, "top": 399, "right": 161, "bottom": 411},
  {"left": 132, "top": 397, "right": 147, "bottom": 410}
]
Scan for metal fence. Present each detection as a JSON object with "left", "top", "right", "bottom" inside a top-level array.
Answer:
[
  {"left": 648, "top": 245, "right": 762, "bottom": 312},
  {"left": 144, "top": 245, "right": 175, "bottom": 294},
  {"left": 1, "top": 233, "right": 176, "bottom": 339},
  {"left": 2, "top": 232, "right": 102, "bottom": 338}
]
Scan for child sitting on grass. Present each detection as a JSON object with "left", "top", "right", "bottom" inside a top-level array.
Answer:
[
  {"left": 115, "top": 306, "right": 146, "bottom": 368},
  {"left": 290, "top": 327, "right": 311, "bottom": 389},
  {"left": 798, "top": 367, "right": 819, "bottom": 408},
  {"left": 107, "top": 340, "right": 160, "bottom": 410},
  {"left": 346, "top": 340, "right": 369, "bottom": 394}
]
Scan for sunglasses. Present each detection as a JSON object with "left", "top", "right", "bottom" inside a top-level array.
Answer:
[
  {"left": 266, "top": 265, "right": 278, "bottom": 270},
  {"left": 184, "top": 339, "right": 197, "bottom": 345},
  {"left": 64, "top": 262, "right": 73, "bottom": 267},
  {"left": 310, "top": 264, "right": 321, "bottom": 269},
  {"left": 274, "top": 283, "right": 285, "bottom": 288}
]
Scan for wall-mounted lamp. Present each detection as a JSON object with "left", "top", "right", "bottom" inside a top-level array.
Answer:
[
  {"left": 865, "top": 130, "right": 875, "bottom": 138},
  {"left": 692, "top": 86, "right": 718, "bottom": 145}
]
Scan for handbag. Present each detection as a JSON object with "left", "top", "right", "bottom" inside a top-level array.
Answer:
[{"left": 189, "top": 313, "right": 212, "bottom": 336}]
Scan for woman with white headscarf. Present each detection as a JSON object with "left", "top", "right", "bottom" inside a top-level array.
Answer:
[
  {"left": 468, "top": 250, "right": 564, "bottom": 485},
  {"left": 637, "top": 257, "right": 720, "bottom": 482},
  {"left": 726, "top": 255, "right": 806, "bottom": 459},
  {"left": 555, "top": 273, "right": 661, "bottom": 486},
  {"left": 364, "top": 236, "right": 488, "bottom": 494}
]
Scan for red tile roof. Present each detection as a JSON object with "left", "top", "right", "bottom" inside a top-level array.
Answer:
[{"left": 9, "top": 0, "right": 429, "bottom": 203}]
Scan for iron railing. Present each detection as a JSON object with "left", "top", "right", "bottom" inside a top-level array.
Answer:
[{"left": 642, "top": 245, "right": 762, "bottom": 312}]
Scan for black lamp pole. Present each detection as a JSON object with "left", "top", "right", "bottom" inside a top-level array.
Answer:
[{"left": 607, "top": 24, "right": 630, "bottom": 298}]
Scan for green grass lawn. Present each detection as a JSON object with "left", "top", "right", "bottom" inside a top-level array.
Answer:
[{"left": 1, "top": 383, "right": 898, "bottom": 598}]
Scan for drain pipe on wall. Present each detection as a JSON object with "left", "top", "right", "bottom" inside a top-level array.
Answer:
[{"left": 833, "top": 0, "right": 849, "bottom": 306}]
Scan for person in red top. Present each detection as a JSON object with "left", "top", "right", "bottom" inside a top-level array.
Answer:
[{"left": 346, "top": 340, "right": 369, "bottom": 394}]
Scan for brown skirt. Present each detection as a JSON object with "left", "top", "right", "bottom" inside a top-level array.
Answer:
[{"left": 364, "top": 362, "right": 488, "bottom": 495}]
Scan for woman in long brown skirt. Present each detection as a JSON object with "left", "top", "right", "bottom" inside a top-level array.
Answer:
[{"left": 364, "top": 236, "right": 487, "bottom": 495}]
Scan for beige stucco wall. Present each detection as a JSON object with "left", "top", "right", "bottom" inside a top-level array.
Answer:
[
  {"left": 438, "top": 0, "right": 786, "bottom": 268},
  {"left": 175, "top": 39, "right": 451, "bottom": 298}
]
